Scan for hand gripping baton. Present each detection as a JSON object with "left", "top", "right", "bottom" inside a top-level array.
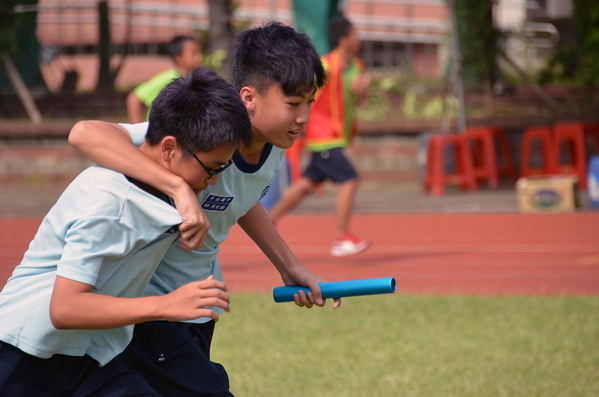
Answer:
[{"left": 273, "top": 277, "right": 396, "bottom": 303}]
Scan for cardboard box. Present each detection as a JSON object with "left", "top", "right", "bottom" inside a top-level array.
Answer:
[{"left": 516, "top": 175, "right": 578, "bottom": 213}]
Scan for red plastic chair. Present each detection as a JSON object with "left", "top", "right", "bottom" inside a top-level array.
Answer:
[
  {"left": 483, "top": 126, "right": 516, "bottom": 182},
  {"left": 465, "top": 127, "right": 499, "bottom": 188},
  {"left": 424, "top": 134, "right": 477, "bottom": 197},
  {"left": 552, "top": 122, "right": 596, "bottom": 189},
  {"left": 520, "top": 126, "right": 555, "bottom": 178}
]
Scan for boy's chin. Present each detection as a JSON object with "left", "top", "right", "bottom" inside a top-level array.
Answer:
[
  {"left": 278, "top": 136, "right": 298, "bottom": 149},
  {"left": 268, "top": 134, "right": 298, "bottom": 149}
]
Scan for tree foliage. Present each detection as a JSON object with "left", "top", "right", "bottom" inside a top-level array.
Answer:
[
  {"left": 454, "top": 0, "right": 501, "bottom": 88},
  {"left": 0, "top": 0, "right": 46, "bottom": 90},
  {"left": 539, "top": 0, "right": 599, "bottom": 86},
  {"left": 0, "top": 0, "right": 27, "bottom": 56}
]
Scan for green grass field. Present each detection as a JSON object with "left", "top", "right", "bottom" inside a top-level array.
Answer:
[{"left": 212, "top": 293, "right": 599, "bottom": 397}]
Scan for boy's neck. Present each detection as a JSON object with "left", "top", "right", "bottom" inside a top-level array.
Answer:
[
  {"left": 237, "top": 136, "right": 268, "bottom": 165},
  {"left": 335, "top": 46, "right": 353, "bottom": 68},
  {"left": 126, "top": 176, "right": 169, "bottom": 202},
  {"left": 174, "top": 65, "right": 186, "bottom": 76}
]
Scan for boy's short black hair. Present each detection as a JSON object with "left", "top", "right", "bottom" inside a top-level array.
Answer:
[
  {"left": 328, "top": 16, "right": 353, "bottom": 50},
  {"left": 147, "top": 67, "right": 252, "bottom": 155},
  {"left": 167, "top": 35, "right": 198, "bottom": 59},
  {"left": 232, "top": 22, "right": 326, "bottom": 96}
]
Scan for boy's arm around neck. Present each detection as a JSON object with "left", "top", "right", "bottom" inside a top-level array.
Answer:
[{"left": 68, "top": 120, "right": 209, "bottom": 251}]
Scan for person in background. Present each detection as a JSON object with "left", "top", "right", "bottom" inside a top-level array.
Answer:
[
  {"left": 127, "top": 35, "right": 203, "bottom": 123},
  {"left": 269, "top": 15, "right": 372, "bottom": 257}
]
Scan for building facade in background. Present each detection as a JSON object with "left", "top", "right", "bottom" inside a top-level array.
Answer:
[
  {"left": 33, "top": 0, "right": 449, "bottom": 92},
  {"left": 31, "top": 0, "right": 571, "bottom": 93}
]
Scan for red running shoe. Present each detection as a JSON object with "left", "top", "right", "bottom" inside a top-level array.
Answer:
[{"left": 330, "top": 233, "right": 371, "bottom": 257}]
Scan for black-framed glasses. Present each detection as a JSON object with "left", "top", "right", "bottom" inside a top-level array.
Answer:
[{"left": 179, "top": 141, "right": 233, "bottom": 179}]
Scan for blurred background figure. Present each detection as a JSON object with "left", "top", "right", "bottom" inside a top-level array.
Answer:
[
  {"left": 268, "top": 15, "right": 371, "bottom": 257},
  {"left": 126, "top": 35, "right": 202, "bottom": 123}
]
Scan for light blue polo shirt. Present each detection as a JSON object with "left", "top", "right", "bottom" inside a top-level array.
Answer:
[
  {"left": 0, "top": 166, "right": 182, "bottom": 366},
  {"left": 122, "top": 122, "right": 284, "bottom": 323}
]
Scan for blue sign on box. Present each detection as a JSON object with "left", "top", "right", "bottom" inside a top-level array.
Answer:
[{"left": 589, "top": 156, "right": 599, "bottom": 208}]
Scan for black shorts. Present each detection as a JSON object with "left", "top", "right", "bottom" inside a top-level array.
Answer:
[
  {"left": 303, "top": 147, "right": 359, "bottom": 183},
  {"left": 117, "top": 320, "right": 233, "bottom": 397},
  {"left": 0, "top": 341, "right": 160, "bottom": 397}
]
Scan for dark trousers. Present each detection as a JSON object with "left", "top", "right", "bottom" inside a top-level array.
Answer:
[
  {"left": 0, "top": 341, "right": 160, "bottom": 397},
  {"left": 117, "top": 320, "right": 234, "bottom": 397}
]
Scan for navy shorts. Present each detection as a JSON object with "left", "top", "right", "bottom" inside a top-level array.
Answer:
[
  {"left": 117, "top": 320, "right": 233, "bottom": 397},
  {"left": 0, "top": 341, "right": 160, "bottom": 397},
  {"left": 303, "top": 147, "right": 359, "bottom": 183}
]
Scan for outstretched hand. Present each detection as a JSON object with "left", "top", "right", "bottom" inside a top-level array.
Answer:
[{"left": 281, "top": 266, "right": 341, "bottom": 310}]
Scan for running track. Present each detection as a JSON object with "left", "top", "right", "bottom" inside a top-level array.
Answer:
[{"left": 1, "top": 213, "right": 598, "bottom": 295}]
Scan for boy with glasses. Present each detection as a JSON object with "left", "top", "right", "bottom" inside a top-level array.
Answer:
[{"left": 0, "top": 67, "right": 251, "bottom": 396}]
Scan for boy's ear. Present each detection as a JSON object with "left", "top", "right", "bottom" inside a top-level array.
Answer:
[
  {"left": 239, "top": 86, "right": 256, "bottom": 112},
  {"left": 160, "top": 136, "right": 179, "bottom": 162}
]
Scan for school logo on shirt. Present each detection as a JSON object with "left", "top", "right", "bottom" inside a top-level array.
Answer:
[
  {"left": 260, "top": 185, "right": 271, "bottom": 200},
  {"left": 201, "top": 194, "right": 234, "bottom": 212}
]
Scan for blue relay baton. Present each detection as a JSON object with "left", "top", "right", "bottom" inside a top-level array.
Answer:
[{"left": 273, "top": 277, "right": 396, "bottom": 303}]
